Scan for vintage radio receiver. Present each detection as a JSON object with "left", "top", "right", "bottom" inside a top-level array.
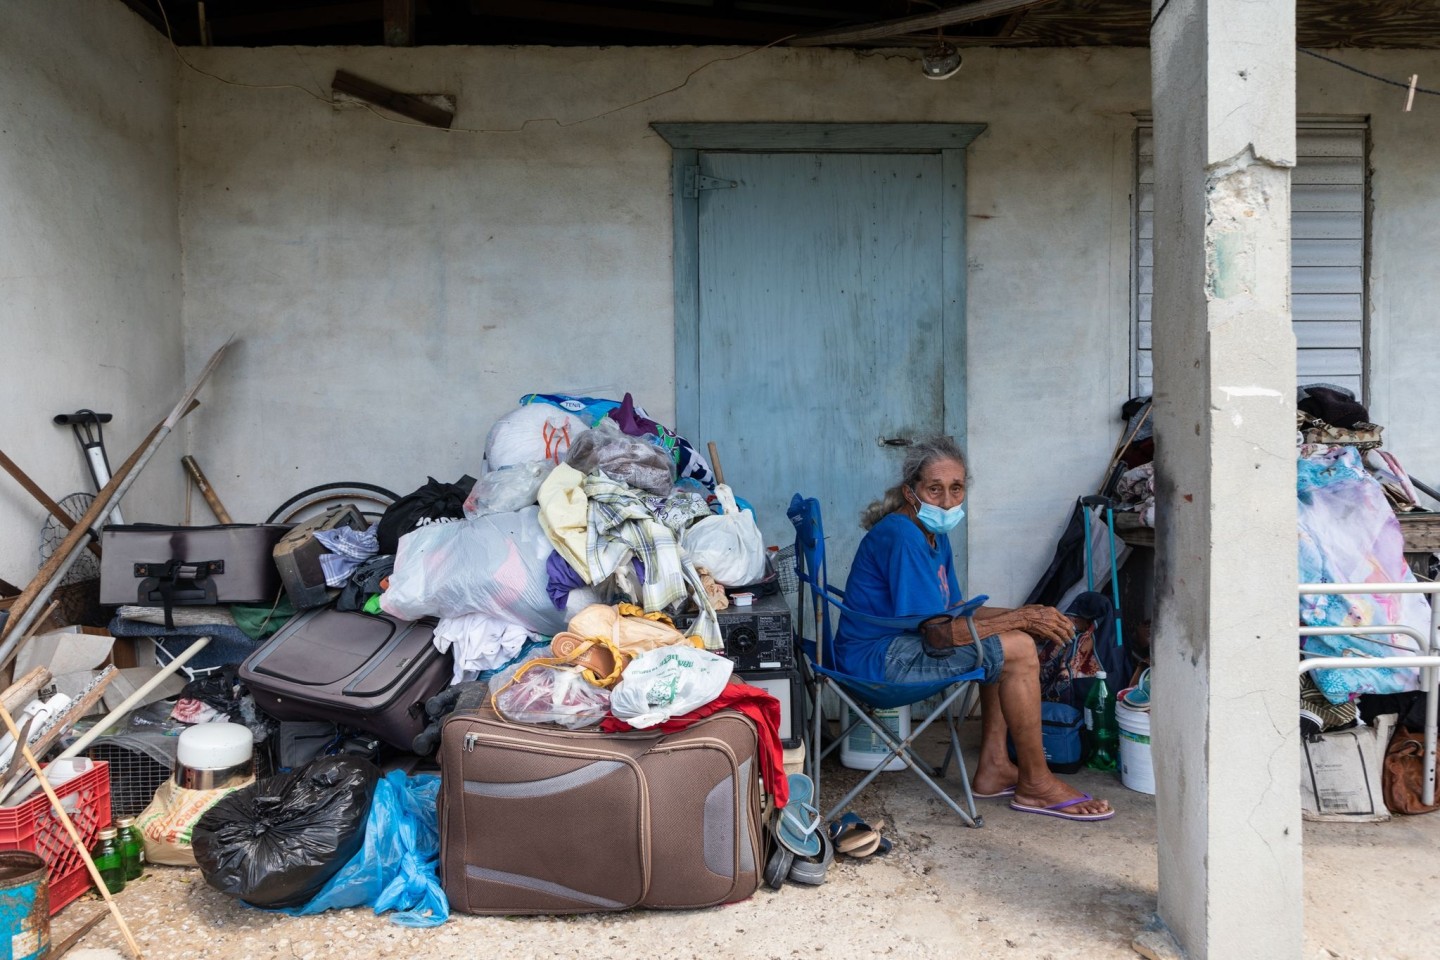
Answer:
[{"left": 674, "top": 591, "right": 796, "bottom": 673}]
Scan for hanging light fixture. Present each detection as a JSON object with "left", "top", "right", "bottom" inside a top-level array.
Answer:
[
  {"left": 920, "top": 27, "right": 962, "bottom": 80},
  {"left": 920, "top": 40, "right": 962, "bottom": 79}
]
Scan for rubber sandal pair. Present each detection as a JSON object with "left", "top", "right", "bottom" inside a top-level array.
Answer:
[
  {"left": 766, "top": 773, "right": 833, "bottom": 888},
  {"left": 828, "top": 812, "right": 891, "bottom": 859}
]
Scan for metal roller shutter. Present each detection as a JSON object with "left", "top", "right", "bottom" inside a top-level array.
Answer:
[{"left": 1134, "top": 122, "right": 1367, "bottom": 398}]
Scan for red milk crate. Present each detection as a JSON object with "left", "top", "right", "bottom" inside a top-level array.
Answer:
[{"left": 0, "top": 760, "right": 111, "bottom": 914}]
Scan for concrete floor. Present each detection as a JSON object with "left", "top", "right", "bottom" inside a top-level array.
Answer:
[{"left": 56, "top": 720, "right": 1440, "bottom": 960}]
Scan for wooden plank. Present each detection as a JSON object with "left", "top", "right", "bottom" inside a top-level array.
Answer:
[
  {"left": 212, "top": 1, "right": 379, "bottom": 39},
  {"left": 470, "top": 0, "right": 816, "bottom": 44},
  {"left": 672, "top": 149, "right": 701, "bottom": 447},
  {"left": 652, "top": 123, "right": 987, "bottom": 152},
  {"left": 331, "top": 70, "right": 453, "bottom": 129},
  {"left": 788, "top": 0, "right": 1059, "bottom": 45},
  {"left": 383, "top": 0, "right": 415, "bottom": 45},
  {"left": 1397, "top": 513, "right": 1440, "bottom": 552},
  {"left": 941, "top": 148, "right": 970, "bottom": 592}
]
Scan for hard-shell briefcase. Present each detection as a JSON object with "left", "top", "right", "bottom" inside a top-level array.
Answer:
[
  {"left": 100, "top": 523, "right": 290, "bottom": 613},
  {"left": 439, "top": 707, "right": 763, "bottom": 914},
  {"left": 239, "top": 607, "right": 452, "bottom": 751}
]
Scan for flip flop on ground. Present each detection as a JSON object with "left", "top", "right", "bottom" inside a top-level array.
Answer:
[
  {"left": 828, "top": 813, "right": 892, "bottom": 859},
  {"left": 972, "top": 785, "right": 1017, "bottom": 799},
  {"left": 776, "top": 773, "right": 823, "bottom": 857},
  {"left": 1009, "top": 793, "right": 1115, "bottom": 822}
]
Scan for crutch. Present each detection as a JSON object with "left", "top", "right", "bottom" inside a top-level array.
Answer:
[{"left": 1079, "top": 495, "right": 1125, "bottom": 651}]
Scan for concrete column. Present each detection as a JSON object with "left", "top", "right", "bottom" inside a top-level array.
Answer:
[{"left": 1148, "top": 1, "right": 1301, "bottom": 958}]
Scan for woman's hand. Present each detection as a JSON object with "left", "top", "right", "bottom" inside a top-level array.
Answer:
[{"left": 982, "top": 605, "right": 1073, "bottom": 644}]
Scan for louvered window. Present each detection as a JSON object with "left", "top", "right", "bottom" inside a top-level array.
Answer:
[{"left": 1135, "top": 122, "right": 1367, "bottom": 397}]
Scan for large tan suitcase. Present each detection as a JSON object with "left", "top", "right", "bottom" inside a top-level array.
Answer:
[{"left": 439, "top": 707, "right": 763, "bottom": 914}]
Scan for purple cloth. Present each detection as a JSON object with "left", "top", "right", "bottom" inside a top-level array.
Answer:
[{"left": 546, "top": 550, "right": 587, "bottom": 610}]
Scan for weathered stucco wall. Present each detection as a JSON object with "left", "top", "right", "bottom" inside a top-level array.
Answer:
[
  {"left": 0, "top": 2, "right": 182, "bottom": 588},
  {"left": 177, "top": 45, "right": 1143, "bottom": 602},
  {"left": 161, "top": 43, "right": 1440, "bottom": 602}
]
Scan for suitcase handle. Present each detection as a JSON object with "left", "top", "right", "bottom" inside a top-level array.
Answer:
[{"left": 135, "top": 559, "right": 222, "bottom": 629}]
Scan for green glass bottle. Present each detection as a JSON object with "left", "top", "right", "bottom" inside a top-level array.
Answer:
[
  {"left": 116, "top": 816, "right": 144, "bottom": 882},
  {"left": 1084, "top": 670, "right": 1120, "bottom": 773},
  {"left": 91, "top": 826, "right": 126, "bottom": 894}
]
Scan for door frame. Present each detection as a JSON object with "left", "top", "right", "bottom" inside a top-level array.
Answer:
[
  {"left": 653, "top": 121, "right": 986, "bottom": 465},
  {"left": 654, "top": 123, "right": 986, "bottom": 587}
]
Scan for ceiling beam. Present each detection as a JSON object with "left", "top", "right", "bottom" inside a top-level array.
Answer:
[
  {"left": 469, "top": 0, "right": 810, "bottom": 44},
  {"left": 789, "top": 0, "right": 1059, "bottom": 46},
  {"left": 384, "top": 0, "right": 415, "bottom": 45},
  {"left": 210, "top": 2, "right": 381, "bottom": 39}
]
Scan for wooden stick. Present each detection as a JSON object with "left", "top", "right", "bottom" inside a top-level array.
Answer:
[
  {"left": 0, "top": 339, "right": 227, "bottom": 646},
  {"left": 0, "top": 667, "right": 117, "bottom": 805},
  {"left": 50, "top": 909, "right": 107, "bottom": 959},
  {"left": 0, "top": 448, "right": 102, "bottom": 557},
  {"left": 1097, "top": 404, "right": 1153, "bottom": 495},
  {"left": 180, "top": 455, "right": 232, "bottom": 523},
  {"left": 0, "top": 666, "right": 53, "bottom": 716},
  {"left": 707, "top": 441, "right": 726, "bottom": 487},
  {"left": 1407, "top": 74, "right": 1419, "bottom": 112},
  {"left": 0, "top": 701, "right": 143, "bottom": 959}
]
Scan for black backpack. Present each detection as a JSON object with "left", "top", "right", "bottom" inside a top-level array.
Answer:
[{"left": 376, "top": 474, "right": 475, "bottom": 556}]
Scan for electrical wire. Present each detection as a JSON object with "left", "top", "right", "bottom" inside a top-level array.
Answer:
[
  {"left": 1151, "top": 0, "right": 1173, "bottom": 28},
  {"left": 153, "top": 0, "right": 795, "bottom": 134},
  {"left": 1299, "top": 48, "right": 1440, "bottom": 98}
]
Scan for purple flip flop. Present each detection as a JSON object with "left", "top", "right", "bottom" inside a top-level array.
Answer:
[
  {"left": 1009, "top": 792, "right": 1115, "bottom": 822},
  {"left": 972, "top": 785, "right": 1017, "bottom": 799}
]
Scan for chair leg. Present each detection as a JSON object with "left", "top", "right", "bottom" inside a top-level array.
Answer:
[{"left": 821, "top": 684, "right": 982, "bottom": 828}]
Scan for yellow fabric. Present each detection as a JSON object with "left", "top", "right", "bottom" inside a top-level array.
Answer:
[{"left": 536, "top": 463, "right": 590, "bottom": 582}]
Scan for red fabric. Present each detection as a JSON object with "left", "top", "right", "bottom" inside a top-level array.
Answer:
[{"left": 601, "top": 679, "right": 789, "bottom": 808}]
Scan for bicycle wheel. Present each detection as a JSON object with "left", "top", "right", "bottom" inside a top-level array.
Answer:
[{"left": 266, "top": 481, "right": 401, "bottom": 525}]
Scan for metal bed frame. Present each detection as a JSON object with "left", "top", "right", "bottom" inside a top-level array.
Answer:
[{"left": 1298, "top": 581, "right": 1440, "bottom": 806}]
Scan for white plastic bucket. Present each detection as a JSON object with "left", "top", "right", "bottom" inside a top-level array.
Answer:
[
  {"left": 1116, "top": 701, "right": 1155, "bottom": 795},
  {"left": 840, "top": 705, "right": 911, "bottom": 772}
]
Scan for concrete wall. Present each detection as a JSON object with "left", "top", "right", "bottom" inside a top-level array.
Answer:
[
  {"left": 0, "top": 1, "right": 182, "bottom": 588},
  {"left": 171, "top": 43, "right": 1440, "bottom": 603},
  {"left": 177, "top": 45, "right": 1142, "bottom": 602}
]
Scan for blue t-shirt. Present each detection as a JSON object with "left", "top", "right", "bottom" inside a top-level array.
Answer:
[{"left": 833, "top": 512, "right": 963, "bottom": 681}]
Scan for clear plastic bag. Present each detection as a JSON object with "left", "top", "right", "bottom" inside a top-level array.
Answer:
[
  {"left": 492, "top": 659, "right": 611, "bottom": 729},
  {"left": 382, "top": 506, "right": 604, "bottom": 634},
  {"left": 564, "top": 418, "right": 675, "bottom": 495},
  {"left": 463, "top": 461, "right": 555, "bottom": 518}
]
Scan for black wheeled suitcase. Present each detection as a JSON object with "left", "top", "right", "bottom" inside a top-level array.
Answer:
[
  {"left": 100, "top": 523, "right": 290, "bottom": 613},
  {"left": 239, "top": 608, "right": 452, "bottom": 751}
]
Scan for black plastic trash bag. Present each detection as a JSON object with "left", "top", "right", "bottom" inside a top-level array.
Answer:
[
  {"left": 192, "top": 756, "right": 380, "bottom": 908},
  {"left": 376, "top": 475, "right": 475, "bottom": 555}
]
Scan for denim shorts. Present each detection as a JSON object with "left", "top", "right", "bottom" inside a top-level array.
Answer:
[{"left": 881, "top": 631, "right": 1005, "bottom": 685}]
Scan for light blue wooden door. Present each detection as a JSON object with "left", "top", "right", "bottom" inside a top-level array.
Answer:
[{"left": 692, "top": 151, "right": 964, "bottom": 585}]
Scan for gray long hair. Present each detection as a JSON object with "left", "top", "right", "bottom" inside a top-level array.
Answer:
[{"left": 859, "top": 435, "right": 969, "bottom": 530}]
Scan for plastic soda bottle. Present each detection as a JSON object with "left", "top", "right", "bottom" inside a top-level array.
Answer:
[
  {"left": 1084, "top": 670, "right": 1120, "bottom": 773},
  {"left": 116, "top": 816, "right": 144, "bottom": 881},
  {"left": 91, "top": 826, "right": 126, "bottom": 894}
]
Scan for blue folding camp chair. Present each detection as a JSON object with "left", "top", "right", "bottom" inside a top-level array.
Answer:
[{"left": 787, "top": 494, "right": 990, "bottom": 828}]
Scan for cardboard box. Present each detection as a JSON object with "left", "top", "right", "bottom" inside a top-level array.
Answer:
[{"left": 1300, "top": 713, "right": 1396, "bottom": 822}]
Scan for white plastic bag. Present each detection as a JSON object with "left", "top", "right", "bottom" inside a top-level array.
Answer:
[
  {"left": 381, "top": 506, "right": 604, "bottom": 634},
  {"left": 485, "top": 405, "right": 588, "bottom": 469},
  {"left": 609, "top": 646, "right": 733, "bottom": 729},
  {"left": 681, "top": 485, "right": 767, "bottom": 586},
  {"left": 463, "top": 461, "right": 555, "bottom": 518}
]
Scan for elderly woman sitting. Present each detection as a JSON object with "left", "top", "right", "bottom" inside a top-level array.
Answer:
[{"left": 833, "top": 435, "right": 1113, "bottom": 822}]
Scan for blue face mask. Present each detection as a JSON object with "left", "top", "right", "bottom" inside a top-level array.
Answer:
[{"left": 916, "top": 501, "right": 965, "bottom": 535}]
